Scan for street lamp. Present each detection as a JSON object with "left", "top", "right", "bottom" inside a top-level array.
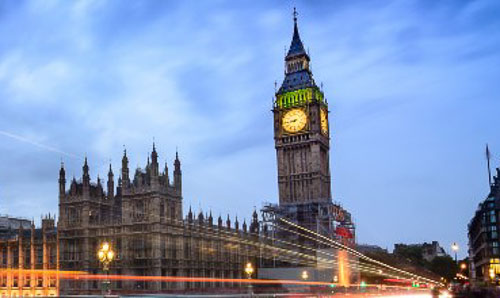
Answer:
[
  {"left": 244, "top": 262, "right": 254, "bottom": 296},
  {"left": 460, "top": 263, "right": 467, "bottom": 271},
  {"left": 244, "top": 262, "right": 254, "bottom": 279},
  {"left": 98, "top": 241, "right": 115, "bottom": 294},
  {"left": 451, "top": 243, "right": 459, "bottom": 263},
  {"left": 301, "top": 270, "right": 309, "bottom": 281}
]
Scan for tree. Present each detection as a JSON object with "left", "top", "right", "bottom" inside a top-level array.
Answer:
[
  {"left": 394, "top": 245, "right": 425, "bottom": 266},
  {"left": 429, "top": 256, "right": 458, "bottom": 281}
]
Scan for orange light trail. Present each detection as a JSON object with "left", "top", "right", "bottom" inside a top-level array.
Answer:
[
  {"left": 0, "top": 269, "right": 432, "bottom": 290},
  {"left": 0, "top": 269, "right": 85, "bottom": 276}
]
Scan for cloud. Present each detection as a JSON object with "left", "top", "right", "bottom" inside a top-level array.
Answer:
[{"left": 0, "top": 0, "right": 499, "bottom": 255}]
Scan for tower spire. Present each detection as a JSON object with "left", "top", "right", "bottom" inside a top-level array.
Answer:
[
  {"left": 108, "top": 162, "right": 114, "bottom": 199},
  {"left": 151, "top": 141, "right": 159, "bottom": 177},
  {"left": 59, "top": 161, "right": 66, "bottom": 196},
  {"left": 82, "top": 155, "right": 90, "bottom": 187},
  {"left": 122, "top": 146, "right": 130, "bottom": 188},
  {"left": 174, "top": 148, "right": 182, "bottom": 192},
  {"left": 286, "top": 7, "right": 307, "bottom": 59}
]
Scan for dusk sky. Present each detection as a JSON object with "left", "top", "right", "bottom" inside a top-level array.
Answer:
[{"left": 1, "top": 0, "right": 499, "bottom": 258}]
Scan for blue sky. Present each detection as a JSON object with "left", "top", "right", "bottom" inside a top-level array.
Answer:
[{"left": 1, "top": 0, "right": 499, "bottom": 257}]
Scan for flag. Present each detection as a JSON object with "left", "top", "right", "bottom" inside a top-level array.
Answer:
[{"left": 486, "top": 143, "right": 492, "bottom": 186}]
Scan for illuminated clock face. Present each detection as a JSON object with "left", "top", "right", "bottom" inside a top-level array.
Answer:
[
  {"left": 320, "top": 109, "right": 328, "bottom": 134},
  {"left": 282, "top": 109, "right": 307, "bottom": 133}
]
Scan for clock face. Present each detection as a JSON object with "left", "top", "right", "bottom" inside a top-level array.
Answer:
[
  {"left": 282, "top": 109, "right": 307, "bottom": 133},
  {"left": 320, "top": 109, "right": 328, "bottom": 134}
]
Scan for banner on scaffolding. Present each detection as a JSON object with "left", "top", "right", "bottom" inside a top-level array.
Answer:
[{"left": 335, "top": 226, "right": 353, "bottom": 239}]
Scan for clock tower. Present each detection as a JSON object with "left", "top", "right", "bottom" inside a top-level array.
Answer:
[{"left": 274, "top": 10, "right": 331, "bottom": 206}]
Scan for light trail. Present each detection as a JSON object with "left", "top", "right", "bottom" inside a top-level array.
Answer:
[
  {"left": 54, "top": 203, "right": 442, "bottom": 287},
  {"left": 0, "top": 269, "right": 431, "bottom": 290},
  {"left": 73, "top": 211, "right": 429, "bottom": 283},
  {"left": 279, "top": 218, "right": 443, "bottom": 286},
  {"left": 0, "top": 269, "right": 85, "bottom": 275},
  {"left": 0, "top": 269, "right": 438, "bottom": 296},
  {"left": 269, "top": 222, "right": 431, "bottom": 281}
]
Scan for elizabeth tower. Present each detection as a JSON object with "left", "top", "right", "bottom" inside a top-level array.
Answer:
[{"left": 274, "top": 11, "right": 331, "bottom": 206}]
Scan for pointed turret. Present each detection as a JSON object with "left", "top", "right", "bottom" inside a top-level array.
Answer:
[
  {"left": 150, "top": 143, "right": 160, "bottom": 189},
  {"left": 226, "top": 214, "right": 231, "bottom": 229},
  {"left": 286, "top": 8, "right": 308, "bottom": 60},
  {"left": 243, "top": 219, "right": 248, "bottom": 233},
  {"left": 187, "top": 206, "right": 193, "bottom": 223},
  {"left": 250, "top": 209, "right": 259, "bottom": 234},
  {"left": 70, "top": 175, "right": 77, "bottom": 194},
  {"left": 198, "top": 211, "right": 204, "bottom": 225},
  {"left": 151, "top": 142, "right": 159, "bottom": 176},
  {"left": 82, "top": 156, "right": 90, "bottom": 189},
  {"left": 122, "top": 148, "right": 130, "bottom": 188},
  {"left": 174, "top": 149, "right": 182, "bottom": 193},
  {"left": 107, "top": 163, "right": 114, "bottom": 199},
  {"left": 277, "top": 8, "right": 318, "bottom": 95},
  {"left": 59, "top": 162, "right": 66, "bottom": 197},
  {"left": 218, "top": 215, "right": 223, "bottom": 228},
  {"left": 208, "top": 211, "right": 213, "bottom": 226},
  {"left": 235, "top": 216, "right": 239, "bottom": 231}
]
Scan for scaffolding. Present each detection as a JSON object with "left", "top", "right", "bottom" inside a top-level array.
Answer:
[{"left": 259, "top": 200, "right": 357, "bottom": 283}]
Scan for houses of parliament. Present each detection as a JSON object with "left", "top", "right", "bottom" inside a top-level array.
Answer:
[{"left": 0, "top": 10, "right": 356, "bottom": 296}]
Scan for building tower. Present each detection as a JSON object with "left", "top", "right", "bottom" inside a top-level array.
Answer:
[
  {"left": 273, "top": 9, "right": 331, "bottom": 205},
  {"left": 260, "top": 10, "right": 358, "bottom": 285}
]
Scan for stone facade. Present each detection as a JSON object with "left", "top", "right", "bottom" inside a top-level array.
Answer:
[
  {"left": 58, "top": 146, "right": 261, "bottom": 295},
  {"left": 0, "top": 216, "right": 59, "bottom": 297},
  {"left": 468, "top": 167, "right": 500, "bottom": 285}
]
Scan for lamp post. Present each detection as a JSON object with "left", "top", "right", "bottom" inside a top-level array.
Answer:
[
  {"left": 244, "top": 262, "right": 254, "bottom": 296},
  {"left": 98, "top": 241, "right": 115, "bottom": 295},
  {"left": 245, "top": 262, "right": 254, "bottom": 279},
  {"left": 451, "top": 243, "right": 459, "bottom": 263},
  {"left": 301, "top": 270, "right": 309, "bottom": 281},
  {"left": 460, "top": 263, "right": 467, "bottom": 271}
]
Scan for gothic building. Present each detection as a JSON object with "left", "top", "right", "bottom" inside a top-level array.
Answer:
[
  {"left": 58, "top": 147, "right": 262, "bottom": 295},
  {"left": 0, "top": 9, "right": 359, "bottom": 295}
]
